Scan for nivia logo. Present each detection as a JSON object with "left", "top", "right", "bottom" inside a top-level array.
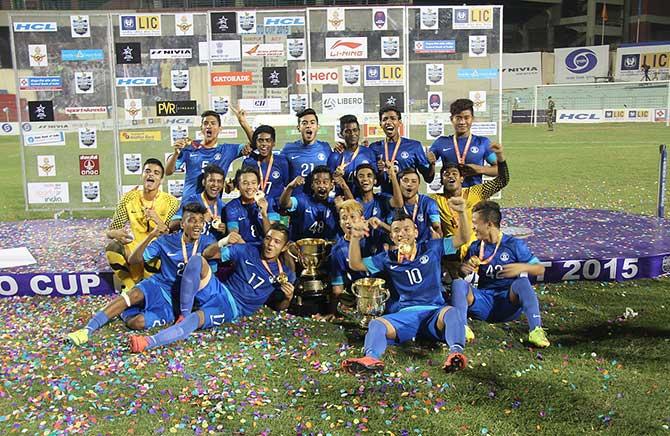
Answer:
[
  {"left": 116, "top": 77, "right": 157, "bottom": 86},
  {"left": 565, "top": 48, "right": 598, "bottom": 74}
]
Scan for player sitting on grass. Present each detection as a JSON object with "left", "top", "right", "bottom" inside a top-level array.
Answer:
[
  {"left": 341, "top": 197, "right": 471, "bottom": 374},
  {"left": 450, "top": 200, "right": 549, "bottom": 348},
  {"left": 105, "top": 158, "right": 180, "bottom": 292},
  {"left": 128, "top": 224, "right": 296, "bottom": 353},
  {"left": 68, "top": 203, "right": 215, "bottom": 345}
]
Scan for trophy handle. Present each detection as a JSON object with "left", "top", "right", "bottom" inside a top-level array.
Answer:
[{"left": 381, "top": 288, "right": 390, "bottom": 303}]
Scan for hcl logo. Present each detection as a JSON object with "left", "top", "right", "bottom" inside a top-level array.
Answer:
[
  {"left": 559, "top": 112, "right": 600, "bottom": 120},
  {"left": 13, "top": 22, "right": 58, "bottom": 32},
  {"left": 115, "top": 77, "right": 158, "bottom": 86},
  {"left": 264, "top": 16, "right": 305, "bottom": 26}
]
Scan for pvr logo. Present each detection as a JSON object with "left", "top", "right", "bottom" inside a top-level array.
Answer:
[
  {"left": 14, "top": 22, "right": 57, "bottom": 32},
  {"left": 470, "top": 8, "right": 491, "bottom": 24},
  {"left": 157, "top": 102, "right": 177, "bottom": 115}
]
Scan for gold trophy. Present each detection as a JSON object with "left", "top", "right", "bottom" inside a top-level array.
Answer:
[
  {"left": 351, "top": 278, "right": 389, "bottom": 328},
  {"left": 296, "top": 238, "right": 329, "bottom": 281}
]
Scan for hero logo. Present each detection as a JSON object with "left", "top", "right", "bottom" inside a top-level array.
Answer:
[
  {"left": 116, "top": 77, "right": 158, "bottom": 86},
  {"left": 264, "top": 16, "right": 305, "bottom": 26},
  {"left": 565, "top": 48, "right": 598, "bottom": 74},
  {"left": 296, "top": 69, "right": 339, "bottom": 84}
]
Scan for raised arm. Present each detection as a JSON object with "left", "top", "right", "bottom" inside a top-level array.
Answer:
[
  {"left": 348, "top": 221, "right": 370, "bottom": 272},
  {"left": 478, "top": 142, "right": 509, "bottom": 199},
  {"left": 165, "top": 139, "right": 187, "bottom": 176},
  {"left": 231, "top": 106, "right": 254, "bottom": 143},
  {"left": 279, "top": 176, "right": 304, "bottom": 210},
  {"left": 128, "top": 226, "right": 162, "bottom": 265},
  {"left": 385, "top": 160, "right": 403, "bottom": 208},
  {"left": 447, "top": 197, "right": 470, "bottom": 248}
]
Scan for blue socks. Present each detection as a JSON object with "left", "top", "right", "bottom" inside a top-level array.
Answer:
[
  {"left": 450, "top": 279, "right": 469, "bottom": 327},
  {"left": 180, "top": 255, "right": 203, "bottom": 317},
  {"left": 442, "top": 307, "right": 465, "bottom": 353},
  {"left": 86, "top": 311, "right": 109, "bottom": 334},
  {"left": 363, "top": 320, "right": 388, "bottom": 359},
  {"left": 511, "top": 278, "right": 542, "bottom": 331},
  {"left": 146, "top": 312, "right": 200, "bottom": 349}
]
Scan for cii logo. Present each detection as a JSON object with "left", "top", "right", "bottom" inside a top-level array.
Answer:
[
  {"left": 115, "top": 77, "right": 158, "bottom": 86},
  {"left": 13, "top": 22, "right": 57, "bottom": 32}
]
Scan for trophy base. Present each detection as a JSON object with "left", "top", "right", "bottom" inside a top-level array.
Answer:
[
  {"left": 359, "top": 315, "right": 374, "bottom": 329},
  {"left": 288, "top": 293, "right": 329, "bottom": 317},
  {"left": 298, "top": 278, "right": 327, "bottom": 296}
]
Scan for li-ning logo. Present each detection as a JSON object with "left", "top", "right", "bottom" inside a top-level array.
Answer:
[
  {"left": 331, "top": 40, "right": 361, "bottom": 50},
  {"left": 565, "top": 48, "right": 598, "bottom": 74}
]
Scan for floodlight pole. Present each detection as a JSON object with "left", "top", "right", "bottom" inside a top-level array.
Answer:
[
  {"left": 532, "top": 85, "right": 538, "bottom": 127},
  {"left": 658, "top": 144, "right": 667, "bottom": 219}
]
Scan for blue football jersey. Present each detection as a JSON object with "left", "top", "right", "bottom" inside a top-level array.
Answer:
[
  {"left": 280, "top": 140, "right": 332, "bottom": 195},
  {"left": 242, "top": 153, "right": 290, "bottom": 204},
  {"left": 223, "top": 197, "right": 280, "bottom": 245},
  {"left": 389, "top": 194, "right": 440, "bottom": 241},
  {"left": 329, "top": 235, "right": 373, "bottom": 288},
  {"left": 327, "top": 146, "right": 377, "bottom": 189},
  {"left": 359, "top": 193, "right": 394, "bottom": 252},
  {"left": 173, "top": 193, "right": 225, "bottom": 237},
  {"left": 176, "top": 143, "right": 243, "bottom": 200},
  {"left": 429, "top": 134, "right": 496, "bottom": 187},
  {"left": 363, "top": 238, "right": 457, "bottom": 310},
  {"left": 369, "top": 137, "right": 430, "bottom": 194},
  {"left": 221, "top": 244, "right": 296, "bottom": 317},
  {"left": 143, "top": 231, "right": 217, "bottom": 290},
  {"left": 466, "top": 234, "right": 540, "bottom": 291},
  {"left": 287, "top": 193, "right": 340, "bottom": 241}
]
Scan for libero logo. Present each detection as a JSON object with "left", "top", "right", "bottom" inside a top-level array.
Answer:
[
  {"left": 325, "top": 37, "right": 368, "bottom": 59},
  {"left": 149, "top": 48, "right": 192, "bottom": 59},
  {"left": 156, "top": 100, "right": 198, "bottom": 116},
  {"left": 210, "top": 71, "right": 253, "bottom": 86},
  {"left": 115, "top": 77, "right": 158, "bottom": 87}
]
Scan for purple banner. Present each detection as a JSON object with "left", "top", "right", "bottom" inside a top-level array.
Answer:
[
  {"left": 534, "top": 253, "right": 670, "bottom": 283},
  {"left": 0, "top": 272, "right": 115, "bottom": 298}
]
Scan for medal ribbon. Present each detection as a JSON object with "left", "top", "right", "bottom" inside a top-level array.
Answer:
[
  {"left": 200, "top": 192, "right": 219, "bottom": 219},
  {"left": 261, "top": 259, "right": 284, "bottom": 281},
  {"left": 181, "top": 235, "right": 200, "bottom": 264},
  {"left": 478, "top": 231, "right": 503, "bottom": 265},
  {"left": 339, "top": 146, "right": 361, "bottom": 171},
  {"left": 257, "top": 154, "right": 274, "bottom": 192},
  {"left": 403, "top": 199, "right": 419, "bottom": 224},
  {"left": 453, "top": 133, "right": 473, "bottom": 165},
  {"left": 384, "top": 136, "right": 402, "bottom": 166},
  {"left": 397, "top": 245, "right": 417, "bottom": 264},
  {"left": 140, "top": 193, "right": 156, "bottom": 232}
]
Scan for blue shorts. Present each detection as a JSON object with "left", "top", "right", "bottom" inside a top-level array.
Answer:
[
  {"left": 468, "top": 287, "right": 523, "bottom": 323},
  {"left": 380, "top": 306, "right": 446, "bottom": 344},
  {"left": 120, "top": 279, "right": 177, "bottom": 328},
  {"left": 195, "top": 275, "right": 239, "bottom": 330}
]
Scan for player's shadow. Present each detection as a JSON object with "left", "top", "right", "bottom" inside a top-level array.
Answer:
[{"left": 556, "top": 322, "right": 670, "bottom": 345}]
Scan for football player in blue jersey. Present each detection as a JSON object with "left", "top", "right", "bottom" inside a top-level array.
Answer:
[
  {"left": 67, "top": 203, "right": 215, "bottom": 346},
  {"left": 427, "top": 99, "right": 498, "bottom": 187},
  {"left": 223, "top": 166, "right": 281, "bottom": 245},
  {"left": 279, "top": 165, "right": 353, "bottom": 241},
  {"left": 451, "top": 200, "right": 549, "bottom": 348},
  {"left": 328, "top": 115, "right": 377, "bottom": 193},
  {"left": 165, "top": 110, "right": 252, "bottom": 201},
  {"left": 395, "top": 168, "right": 442, "bottom": 241},
  {"left": 280, "top": 108, "right": 332, "bottom": 195},
  {"left": 129, "top": 223, "right": 296, "bottom": 353},
  {"left": 354, "top": 162, "right": 402, "bottom": 248},
  {"left": 369, "top": 105, "right": 434, "bottom": 194},
  {"left": 242, "top": 125, "right": 290, "bottom": 204},
  {"left": 341, "top": 197, "right": 471, "bottom": 374},
  {"left": 169, "top": 165, "right": 226, "bottom": 237}
]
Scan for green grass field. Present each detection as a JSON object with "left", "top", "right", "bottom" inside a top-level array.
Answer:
[{"left": 1, "top": 123, "right": 669, "bottom": 435}]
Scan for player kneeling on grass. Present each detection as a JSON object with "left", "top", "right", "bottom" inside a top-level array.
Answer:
[
  {"left": 341, "top": 197, "right": 471, "bottom": 374},
  {"left": 451, "top": 200, "right": 549, "bottom": 348},
  {"left": 68, "top": 203, "right": 214, "bottom": 345},
  {"left": 128, "top": 223, "right": 296, "bottom": 353}
]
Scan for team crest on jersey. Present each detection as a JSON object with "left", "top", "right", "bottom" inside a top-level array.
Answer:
[
  {"left": 470, "top": 146, "right": 479, "bottom": 154},
  {"left": 317, "top": 152, "right": 326, "bottom": 161},
  {"left": 372, "top": 207, "right": 378, "bottom": 216},
  {"left": 272, "top": 170, "right": 280, "bottom": 179},
  {"left": 214, "top": 153, "right": 222, "bottom": 160},
  {"left": 417, "top": 215, "right": 424, "bottom": 222},
  {"left": 420, "top": 255, "right": 429, "bottom": 264},
  {"left": 500, "top": 252, "right": 510, "bottom": 262},
  {"left": 400, "top": 151, "right": 409, "bottom": 159}
]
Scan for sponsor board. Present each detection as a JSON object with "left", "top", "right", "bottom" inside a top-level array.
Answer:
[
  {"left": 171, "top": 70, "right": 190, "bottom": 92},
  {"left": 414, "top": 40, "right": 455, "bottom": 54},
  {"left": 420, "top": 7, "right": 439, "bottom": 30},
  {"left": 0, "top": 123, "right": 18, "bottom": 135},
  {"left": 24, "top": 131, "right": 66, "bottom": 146},
  {"left": 289, "top": 94, "right": 308, "bottom": 114},
  {"left": 425, "top": 64, "right": 444, "bottom": 85},
  {"left": 28, "top": 44, "right": 48, "bottom": 67},
  {"left": 655, "top": 109, "right": 668, "bottom": 123},
  {"left": 242, "top": 43, "right": 284, "bottom": 57},
  {"left": 78, "top": 128, "right": 97, "bottom": 148},
  {"left": 452, "top": 6, "right": 494, "bottom": 29},
  {"left": 238, "top": 98, "right": 282, "bottom": 113},
  {"left": 175, "top": 13, "right": 194, "bottom": 36},
  {"left": 149, "top": 48, "right": 192, "bottom": 59},
  {"left": 497, "top": 52, "right": 542, "bottom": 88},
  {"left": 19, "top": 76, "right": 62, "bottom": 91},
  {"left": 37, "top": 155, "right": 56, "bottom": 176},
  {"left": 81, "top": 181, "right": 100, "bottom": 202},
  {"left": 603, "top": 108, "right": 653, "bottom": 122},
  {"left": 170, "top": 125, "right": 189, "bottom": 146},
  {"left": 0, "top": 272, "right": 115, "bottom": 298},
  {"left": 74, "top": 72, "right": 94, "bottom": 94},
  {"left": 211, "top": 12, "right": 236, "bottom": 34},
  {"left": 115, "top": 77, "right": 158, "bottom": 87},
  {"left": 555, "top": 45, "right": 609, "bottom": 84},
  {"left": 469, "top": 35, "right": 487, "bottom": 57},
  {"left": 287, "top": 38, "right": 305, "bottom": 60},
  {"left": 79, "top": 155, "right": 100, "bottom": 176},
  {"left": 27, "top": 182, "right": 69, "bottom": 204},
  {"left": 211, "top": 96, "right": 229, "bottom": 115},
  {"left": 469, "top": 91, "right": 487, "bottom": 112},
  {"left": 381, "top": 36, "right": 400, "bottom": 59},
  {"left": 342, "top": 65, "right": 361, "bottom": 86},
  {"left": 124, "top": 99, "right": 143, "bottom": 121},
  {"left": 199, "top": 40, "right": 241, "bottom": 63},
  {"left": 322, "top": 93, "right": 364, "bottom": 114},
  {"left": 615, "top": 43, "right": 670, "bottom": 81},
  {"left": 372, "top": 8, "right": 388, "bottom": 31},
  {"left": 427, "top": 92, "right": 443, "bottom": 112},
  {"left": 210, "top": 71, "right": 253, "bottom": 86},
  {"left": 295, "top": 68, "right": 340, "bottom": 85},
  {"left": 70, "top": 15, "right": 90, "bottom": 38},
  {"left": 325, "top": 37, "right": 368, "bottom": 60},
  {"left": 327, "top": 8, "right": 346, "bottom": 31},
  {"left": 457, "top": 68, "right": 498, "bottom": 80},
  {"left": 262, "top": 67, "right": 288, "bottom": 88},
  {"left": 64, "top": 106, "right": 107, "bottom": 115},
  {"left": 264, "top": 16, "right": 305, "bottom": 26},
  {"left": 556, "top": 109, "right": 603, "bottom": 123},
  {"left": 61, "top": 49, "right": 104, "bottom": 62},
  {"left": 119, "top": 14, "right": 161, "bottom": 37},
  {"left": 167, "top": 179, "right": 184, "bottom": 199},
  {"left": 156, "top": 100, "right": 197, "bottom": 116},
  {"left": 425, "top": 118, "right": 444, "bottom": 140},
  {"left": 365, "top": 64, "right": 404, "bottom": 86},
  {"left": 119, "top": 131, "right": 162, "bottom": 142},
  {"left": 379, "top": 92, "right": 404, "bottom": 112},
  {"left": 124, "top": 153, "right": 142, "bottom": 175},
  {"left": 13, "top": 22, "right": 57, "bottom": 32},
  {"left": 471, "top": 122, "right": 497, "bottom": 136},
  {"left": 237, "top": 11, "right": 256, "bottom": 34},
  {"left": 115, "top": 43, "right": 141, "bottom": 64},
  {"left": 28, "top": 101, "right": 54, "bottom": 122}
]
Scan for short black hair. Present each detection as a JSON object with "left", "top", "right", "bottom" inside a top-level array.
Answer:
[
  {"left": 354, "top": 163, "right": 377, "bottom": 188},
  {"left": 297, "top": 108, "right": 318, "bottom": 124},
  {"left": 201, "top": 110, "right": 221, "bottom": 126},
  {"left": 267, "top": 222, "right": 290, "bottom": 243},
  {"left": 144, "top": 158, "right": 165, "bottom": 177},
  {"left": 310, "top": 165, "right": 332, "bottom": 180},
  {"left": 203, "top": 164, "right": 226, "bottom": 180},
  {"left": 339, "top": 114, "right": 359, "bottom": 133},
  {"left": 440, "top": 162, "right": 463, "bottom": 178},
  {"left": 379, "top": 105, "right": 401, "bottom": 121},
  {"left": 182, "top": 202, "right": 207, "bottom": 216},
  {"left": 234, "top": 165, "right": 261, "bottom": 187},
  {"left": 450, "top": 99, "right": 474, "bottom": 117},
  {"left": 472, "top": 200, "right": 502, "bottom": 228},
  {"left": 390, "top": 208, "right": 414, "bottom": 224},
  {"left": 397, "top": 167, "right": 419, "bottom": 181},
  {"left": 252, "top": 125, "right": 276, "bottom": 148}
]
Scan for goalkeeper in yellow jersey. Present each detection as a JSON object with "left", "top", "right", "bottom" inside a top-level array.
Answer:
[{"left": 105, "top": 158, "right": 180, "bottom": 292}]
